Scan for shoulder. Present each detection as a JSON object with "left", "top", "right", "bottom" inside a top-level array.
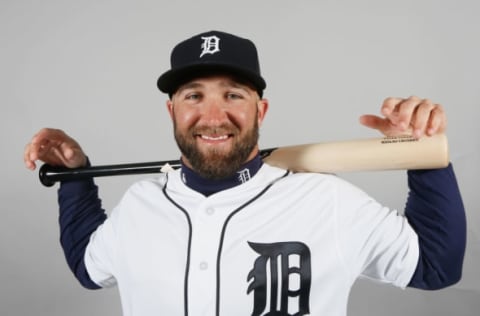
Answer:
[
  {"left": 262, "top": 163, "right": 370, "bottom": 200},
  {"left": 120, "top": 173, "right": 170, "bottom": 201},
  {"left": 108, "top": 173, "right": 175, "bottom": 221}
]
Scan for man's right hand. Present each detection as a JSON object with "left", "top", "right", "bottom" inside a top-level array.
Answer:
[{"left": 24, "top": 128, "right": 87, "bottom": 171}]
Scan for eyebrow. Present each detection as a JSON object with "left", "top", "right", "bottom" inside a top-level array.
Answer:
[
  {"left": 220, "top": 80, "right": 251, "bottom": 92},
  {"left": 176, "top": 82, "right": 203, "bottom": 94}
]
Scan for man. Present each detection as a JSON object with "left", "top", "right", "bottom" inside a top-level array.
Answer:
[{"left": 24, "top": 30, "right": 466, "bottom": 316}]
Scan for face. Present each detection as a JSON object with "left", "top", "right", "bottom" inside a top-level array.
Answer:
[{"left": 167, "top": 75, "right": 268, "bottom": 179}]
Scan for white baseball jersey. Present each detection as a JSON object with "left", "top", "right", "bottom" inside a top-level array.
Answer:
[{"left": 85, "top": 163, "right": 419, "bottom": 316}]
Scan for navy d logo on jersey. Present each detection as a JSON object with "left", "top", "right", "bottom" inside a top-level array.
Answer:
[
  {"left": 200, "top": 35, "right": 220, "bottom": 57},
  {"left": 237, "top": 168, "right": 252, "bottom": 183},
  {"left": 247, "top": 241, "right": 311, "bottom": 316}
]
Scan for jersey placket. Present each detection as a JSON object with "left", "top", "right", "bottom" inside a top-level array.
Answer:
[{"left": 187, "top": 198, "right": 230, "bottom": 314}]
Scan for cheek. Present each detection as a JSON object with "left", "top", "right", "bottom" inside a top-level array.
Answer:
[
  {"left": 229, "top": 104, "right": 258, "bottom": 127},
  {"left": 172, "top": 107, "right": 199, "bottom": 130},
  {"left": 240, "top": 108, "right": 259, "bottom": 129}
]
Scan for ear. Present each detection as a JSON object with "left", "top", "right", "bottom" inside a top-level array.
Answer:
[
  {"left": 166, "top": 100, "right": 174, "bottom": 120},
  {"left": 256, "top": 98, "right": 269, "bottom": 126}
]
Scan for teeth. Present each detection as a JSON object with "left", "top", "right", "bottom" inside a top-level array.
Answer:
[{"left": 201, "top": 135, "right": 228, "bottom": 141}]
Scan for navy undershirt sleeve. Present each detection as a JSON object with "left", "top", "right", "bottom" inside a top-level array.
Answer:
[
  {"left": 405, "top": 163, "right": 466, "bottom": 290},
  {"left": 58, "top": 175, "right": 106, "bottom": 289}
]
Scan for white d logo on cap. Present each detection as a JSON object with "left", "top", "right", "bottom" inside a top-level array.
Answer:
[{"left": 200, "top": 36, "right": 220, "bottom": 58}]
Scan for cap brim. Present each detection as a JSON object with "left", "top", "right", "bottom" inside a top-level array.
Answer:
[{"left": 157, "top": 63, "right": 266, "bottom": 95}]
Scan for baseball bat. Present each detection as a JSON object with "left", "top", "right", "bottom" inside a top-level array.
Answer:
[{"left": 38, "top": 134, "right": 449, "bottom": 187}]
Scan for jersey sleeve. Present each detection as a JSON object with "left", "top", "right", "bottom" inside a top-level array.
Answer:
[
  {"left": 83, "top": 212, "right": 118, "bottom": 288},
  {"left": 405, "top": 163, "right": 466, "bottom": 290},
  {"left": 334, "top": 178, "right": 419, "bottom": 288},
  {"left": 58, "top": 177, "right": 107, "bottom": 289}
]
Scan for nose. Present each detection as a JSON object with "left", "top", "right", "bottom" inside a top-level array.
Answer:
[{"left": 200, "top": 95, "right": 229, "bottom": 125}]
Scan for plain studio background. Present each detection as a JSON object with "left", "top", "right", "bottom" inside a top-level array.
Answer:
[{"left": 1, "top": 0, "right": 479, "bottom": 315}]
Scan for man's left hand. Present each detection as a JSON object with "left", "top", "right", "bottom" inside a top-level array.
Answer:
[{"left": 360, "top": 96, "right": 446, "bottom": 138}]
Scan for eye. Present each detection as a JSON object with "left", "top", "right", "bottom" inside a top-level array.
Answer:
[
  {"left": 185, "top": 92, "right": 201, "bottom": 101},
  {"left": 226, "top": 92, "right": 244, "bottom": 100}
]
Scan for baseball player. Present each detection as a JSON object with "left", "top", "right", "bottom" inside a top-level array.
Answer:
[{"left": 24, "top": 30, "right": 466, "bottom": 316}]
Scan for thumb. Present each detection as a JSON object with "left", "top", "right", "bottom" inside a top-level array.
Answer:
[
  {"left": 58, "top": 144, "right": 87, "bottom": 168},
  {"left": 359, "top": 114, "right": 387, "bottom": 130}
]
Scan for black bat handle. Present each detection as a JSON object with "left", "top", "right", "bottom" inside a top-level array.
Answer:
[
  {"left": 37, "top": 147, "right": 277, "bottom": 187},
  {"left": 38, "top": 160, "right": 181, "bottom": 187}
]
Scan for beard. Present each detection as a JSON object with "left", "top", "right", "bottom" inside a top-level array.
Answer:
[{"left": 174, "top": 117, "right": 259, "bottom": 180}]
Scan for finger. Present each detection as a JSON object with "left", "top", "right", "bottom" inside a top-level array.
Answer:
[
  {"left": 25, "top": 128, "right": 82, "bottom": 168},
  {"left": 58, "top": 142, "right": 87, "bottom": 168},
  {"left": 24, "top": 143, "right": 37, "bottom": 170},
  {"left": 51, "top": 146, "right": 71, "bottom": 166},
  {"left": 426, "top": 104, "right": 446, "bottom": 136},
  {"left": 359, "top": 114, "right": 389, "bottom": 131},
  {"left": 24, "top": 138, "right": 63, "bottom": 170},
  {"left": 29, "top": 139, "right": 54, "bottom": 162},
  {"left": 381, "top": 97, "right": 411, "bottom": 130},
  {"left": 410, "top": 99, "right": 436, "bottom": 138},
  {"left": 42, "top": 140, "right": 84, "bottom": 168},
  {"left": 24, "top": 130, "right": 52, "bottom": 170},
  {"left": 31, "top": 128, "right": 69, "bottom": 148},
  {"left": 393, "top": 96, "right": 425, "bottom": 130},
  {"left": 30, "top": 129, "right": 62, "bottom": 155},
  {"left": 381, "top": 97, "right": 403, "bottom": 117},
  {"left": 25, "top": 138, "right": 50, "bottom": 167}
]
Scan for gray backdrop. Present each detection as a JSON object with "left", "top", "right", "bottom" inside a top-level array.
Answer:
[{"left": 1, "top": 0, "right": 479, "bottom": 315}]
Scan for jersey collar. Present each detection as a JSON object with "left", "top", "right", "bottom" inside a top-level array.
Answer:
[{"left": 180, "top": 154, "right": 263, "bottom": 196}]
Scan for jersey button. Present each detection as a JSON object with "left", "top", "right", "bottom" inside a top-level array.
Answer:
[
  {"left": 199, "top": 261, "right": 209, "bottom": 270},
  {"left": 205, "top": 208, "right": 215, "bottom": 215}
]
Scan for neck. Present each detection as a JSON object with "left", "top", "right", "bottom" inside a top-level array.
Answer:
[{"left": 180, "top": 154, "right": 263, "bottom": 196}]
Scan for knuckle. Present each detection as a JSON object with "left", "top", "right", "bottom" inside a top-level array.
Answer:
[
  {"left": 421, "top": 98, "right": 432, "bottom": 104},
  {"left": 383, "top": 97, "right": 399, "bottom": 106}
]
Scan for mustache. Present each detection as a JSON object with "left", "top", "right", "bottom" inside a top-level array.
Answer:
[{"left": 191, "top": 123, "right": 239, "bottom": 136}]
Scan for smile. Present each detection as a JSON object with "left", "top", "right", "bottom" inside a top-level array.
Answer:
[{"left": 200, "top": 135, "right": 229, "bottom": 141}]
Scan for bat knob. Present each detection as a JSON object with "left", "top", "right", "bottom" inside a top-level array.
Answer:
[{"left": 39, "top": 164, "right": 56, "bottom": 187}]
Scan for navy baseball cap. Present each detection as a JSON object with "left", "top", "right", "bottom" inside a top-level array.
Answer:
[{"left": 157, "top": 30, "right": 266, "bottom": 97}]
